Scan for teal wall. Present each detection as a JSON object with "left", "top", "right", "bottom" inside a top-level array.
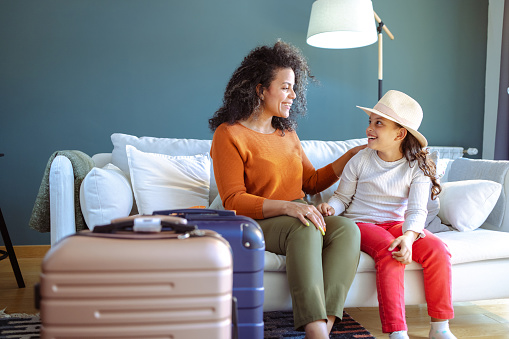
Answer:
[{"left": 0, "top": 0, "right": 488, "bottom": 245}]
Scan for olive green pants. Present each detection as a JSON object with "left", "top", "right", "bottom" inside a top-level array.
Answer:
[{"left": 257, "top": 207, "right": 360, "bottom": 331}]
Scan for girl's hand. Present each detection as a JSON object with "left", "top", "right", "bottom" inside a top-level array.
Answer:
[
  {"left": 317, "top": 203, "right": 335, "bottom": 216},
  {"left": 286, "top": 201, "right": 326, "bottom": 234},
  {"left": 388, "top": 231, "right": 419, "bottom": 265}
]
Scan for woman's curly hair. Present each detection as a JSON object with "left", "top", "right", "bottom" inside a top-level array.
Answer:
[
  {"left": 209, "top": 40, "right": 313, "bottom": 133},
  {"left": 400, "top": 132, "right": 442, "bottom": 200}
]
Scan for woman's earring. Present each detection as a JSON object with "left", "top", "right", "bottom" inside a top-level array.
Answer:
[{"left": 254, "top": 99, "right": 262, "bottom": 113}]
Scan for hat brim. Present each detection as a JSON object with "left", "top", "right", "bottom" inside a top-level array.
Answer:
[{"left": 357, "top": 106, "right": 428, "bottom": 148}]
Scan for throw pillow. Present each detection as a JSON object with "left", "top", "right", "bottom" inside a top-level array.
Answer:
[
  {"left": 110, "top": 133, "right": 217, "bottom": 204},
  {"left": 437, "top": 179, "right": 502, "bottom": 232},
  {"left": 126, "top": 145, "right": 211, "bottom": 215},
  {"left": 80, "top": 163, "right": 133, "bottom": 230},
  {"left": 208, "top": 194, "right": 224, "bottom": 210},
  {"left": 111, "top": 133, "right": 212, "bottom": 175}
]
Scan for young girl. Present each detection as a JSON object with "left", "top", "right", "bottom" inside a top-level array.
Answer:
[{"left": 317, "top": 90, "right": 456, "bottom": 339}]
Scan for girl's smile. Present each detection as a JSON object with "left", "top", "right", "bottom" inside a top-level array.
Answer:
[{"left": 366, "top": 113, "right": 406, "bottom": 162}]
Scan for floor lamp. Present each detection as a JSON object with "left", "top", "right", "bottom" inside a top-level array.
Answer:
[
  {"left": 306, "top": 0, "right": 394, "bottom": 100},
  {"left": 374, "top": 11, "right": 395, "bottom": 100}
]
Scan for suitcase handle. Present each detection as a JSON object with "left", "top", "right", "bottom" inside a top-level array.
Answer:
[
  {"left": 93, "top": 218, "right": 197, "bottom": 234},
  {"left": 153, "top": 208, "right": 236, "bottom": 217}
]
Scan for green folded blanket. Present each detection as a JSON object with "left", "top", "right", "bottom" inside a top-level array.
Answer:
[{"left": 29, "top": 150, "right": 94, "bottom": 233}]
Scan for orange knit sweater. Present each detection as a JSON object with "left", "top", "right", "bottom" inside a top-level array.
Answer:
[{"left": 210, "top": 123, "right": 339, "bottom": 219}]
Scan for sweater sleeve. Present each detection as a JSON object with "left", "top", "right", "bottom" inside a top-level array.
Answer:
[
  {"left": 210, "top": 126, "right": 265, "bottom": 219},
  {"left": 327, "top": 151, "right": 361, "bottom": 216},
  {"left": 402, "top": 170, "right": 430, "bottom": 237}
]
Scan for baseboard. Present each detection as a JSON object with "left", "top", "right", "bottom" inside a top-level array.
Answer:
[{"left": 0, "top": 245, "right": 50, "bottom": 259}]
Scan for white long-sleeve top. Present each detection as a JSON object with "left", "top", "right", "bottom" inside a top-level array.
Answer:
[{"left": 328, "top": 148, "right": 430, "bottom": 236}]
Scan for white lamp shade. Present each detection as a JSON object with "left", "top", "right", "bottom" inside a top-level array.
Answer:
[{"left": 307, "top": 0, "right": 378, "bottom": 49}]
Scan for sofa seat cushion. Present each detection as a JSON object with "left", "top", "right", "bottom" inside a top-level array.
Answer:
[
  {"left": 435, "top": 229, "right": 509, "bottom": 265},
  {"left": 264, "top": 251, "right": 410, "bottom": 273},
  {"left": 264, "top": 228, "right": 509, "bottom": 273}
]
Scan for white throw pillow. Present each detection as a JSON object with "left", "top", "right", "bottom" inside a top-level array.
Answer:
[
  {"left": 80, "top": 163, "right": 133, "bottom": 230},
  {"left": 110, "top": 133, "right": 217, "bottom": 204},
  {"left": 208, "top": 194, "right": 224, "bottom": 210},
  {"left": 111, "top": 133, "right": 212, "bottom": 175},
  {"left": 126, "top": 145, "right": 211, "bottom": 215},
  {"left": 437, "top": 179, "right": 502, "bottom": 232}
]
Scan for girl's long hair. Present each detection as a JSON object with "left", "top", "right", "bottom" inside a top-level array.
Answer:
[
  {"left": 401, "top": 132, "right": 441, "bottom": 200},
  {"left": 209, "top": 40, "right": 313, "bottom": 133}
]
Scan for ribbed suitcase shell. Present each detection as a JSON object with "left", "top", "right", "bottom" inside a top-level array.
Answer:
[
  {"left": 38, "top": 230, "right": 233, "bottom": 339},
  {"left": 153, "top": 209, "right": 265, "bottom": 339}
]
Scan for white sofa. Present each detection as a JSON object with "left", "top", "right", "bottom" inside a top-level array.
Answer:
[{"left": 47, "top": 133, "right": 509, "bottom": 312}]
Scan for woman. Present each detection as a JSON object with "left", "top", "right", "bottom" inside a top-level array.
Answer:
[{"left": 209, "top": 40, "right": 363, "bottom": 339}]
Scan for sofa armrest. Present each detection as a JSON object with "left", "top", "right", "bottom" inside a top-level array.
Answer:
[
  {"left": 49, "top": 155, "right": 78, "bottom": 245},
  {"left": 482, "top": 167, "right": 509, "bottom": 233},
  {"left": 43, "top": 151, "right": 95, "bottom": 245},
  {"left": 448, "top": 158, "right": 509, "bottom": 233}
]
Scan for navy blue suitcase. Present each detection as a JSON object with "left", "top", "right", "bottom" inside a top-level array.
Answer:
[{"left": 153, "top": 209, "right": 265, "bottom": 339}]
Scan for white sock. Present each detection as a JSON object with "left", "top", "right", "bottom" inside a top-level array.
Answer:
[
  {"left": 429, "top": 320, "right": 457, "bottom": 339},
  {"left": 389, "top": 331, "right": 409, "bottom": 339}
]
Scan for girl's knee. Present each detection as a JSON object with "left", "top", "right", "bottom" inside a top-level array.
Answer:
[
  {"left": 419, "top": 236, "right": 451, "bottom": 260},
  {"left": 434, "top": 243, "right": 452, "bottom": 262}
]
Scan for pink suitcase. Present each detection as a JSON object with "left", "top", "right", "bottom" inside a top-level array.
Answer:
[{"left": 36, "top": 218, "right": 234, "bottom": 339}]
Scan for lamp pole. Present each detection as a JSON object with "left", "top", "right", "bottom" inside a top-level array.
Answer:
[
  {"left": 374, "top": 11, "right": 394, "bottom": 100},
  {"left": 377, "top": 21, "right": 384, "bottom": 100}
]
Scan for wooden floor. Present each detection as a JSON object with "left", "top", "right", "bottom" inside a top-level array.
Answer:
[{"left": 2, "top": 245, "right": 509, "bottom": 338}]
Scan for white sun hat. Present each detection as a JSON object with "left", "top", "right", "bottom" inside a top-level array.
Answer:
[{"left": 357, "top": 90, "right": 427, "bottom": 148}]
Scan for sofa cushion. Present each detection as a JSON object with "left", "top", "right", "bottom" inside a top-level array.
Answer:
[
  {"left": 208, "top": 194, "right": 223, "bottom": 210},
  {"left": 265, "top": 250, "right": 396, "bottom": 272},
  {"left": 80, "top": 163, "right": 133, "bottom": 230},
  {"left": 438, "top": 180, "right": 502, "bottom": 232},
  {"left": 436, "top": 229, "right": 509, "bottom": 265},
  {"left": 126, "top": 145, "right": 211, "bottom": 214},
  {"left": 448, "top": 158, "right": 509, "bottom": 229},
  {"left": 264, "top": 229, "right": 509, "bottom": 273},
  {"left": 111, "top": 133, "right": 217, "bottom": 203}
]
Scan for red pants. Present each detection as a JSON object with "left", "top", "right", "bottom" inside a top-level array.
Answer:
[{"left": 357, "top": 221, "right": 454, "bottom": 333}]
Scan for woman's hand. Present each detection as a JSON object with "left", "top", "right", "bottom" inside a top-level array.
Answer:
[
  {"left": 388, "top": 231, "right": 419, "bottom": 265},
  {"left": 286, "top": 201, "right": 326, "bottom": 235},
  {"left": 262, "top": 200, "right": 327, "bottom": 234},
  {"left": 348, "top": 144, "right": 368, "bottom": 156},
  {"left": 317, "top": 203, "right": 335, "bottom": 217}
]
